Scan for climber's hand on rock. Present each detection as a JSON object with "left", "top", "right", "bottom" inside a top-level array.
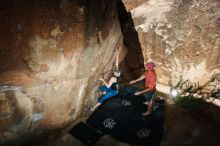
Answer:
[{"left": 99, "top": 78, "right": 104, "bottom": 81}]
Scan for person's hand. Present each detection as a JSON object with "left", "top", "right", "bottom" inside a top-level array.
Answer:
[
  {"left": 147, "top": 58, "right": 152, "bottom": 62},
  {"left": 129, "top": 80, "right": 136, "bottom": 84},
  {"left": 134, "top": 91, "right": 142, "bottom": 96},
  {"left": 99, "top": 78, "right": 104, "bottom": 81}
]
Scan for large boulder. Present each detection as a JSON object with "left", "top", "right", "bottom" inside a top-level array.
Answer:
[
  {"left": 123, "top": 0, "right": 220, "bottom": 93},
  {"left": 0, "top": 0, "right": 123, "bottom": 145}
]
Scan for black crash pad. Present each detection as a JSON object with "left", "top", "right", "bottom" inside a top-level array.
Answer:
[
  {"left": 70, "top": 85, "right": 165, "bottom": 146},
  {"left": 86, "top": 85, "right": 165, "bottom": 146},
  {"left": 69, "top": 122, "right": 103, "bottom": 146}
]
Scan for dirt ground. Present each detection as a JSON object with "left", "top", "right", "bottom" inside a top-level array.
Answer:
[{"left": 162, "top": 102, "right": 220, "bottom": 146}]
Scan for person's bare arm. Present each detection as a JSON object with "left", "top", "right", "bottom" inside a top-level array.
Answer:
[
  {"left": 129, "top": 75, "right": 145, "bottom": 84},
  {"left": 115, "top": 46, "right": 123, "bottom": 69},
  {"left": 134, "top": 78, "right": 156, "bottom": 95},
  {"left": 115, "top": 49, "right": 119, "bottom": 69},
  {"left": 134, "top": 88, "right": 151, "bottom": 95},
  {"left": 99, "top": 77, "right": 116, "bottom": 88},
  {"left": 98, "top": 31, "right": 103, "bottom": 43}
]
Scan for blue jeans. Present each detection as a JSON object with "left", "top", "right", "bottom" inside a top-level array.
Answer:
[{"left": 98, "top": 85, "right": 118, "bottom": 104}]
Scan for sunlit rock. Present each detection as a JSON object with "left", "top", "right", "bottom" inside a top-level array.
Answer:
[{"left": 123, "top": 0, "right": 220, "bottom": 93}]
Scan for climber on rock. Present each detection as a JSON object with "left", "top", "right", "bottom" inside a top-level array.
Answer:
[
  {"left": 90, "top": 48, "right": 121, "bottom": 111},
  {"left": 129, "top": 59, "right": 157, "bottom": 116}
]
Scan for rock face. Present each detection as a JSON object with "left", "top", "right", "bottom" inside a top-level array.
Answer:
[
  {"left": 0, "top": 0, "right": 124, "bottom": 145},
  {"left": 123, "top": 0, "right": 220, "bottom": 93},
  {"left": 117, "top": 0, "right": 145, "bottom": 79}
]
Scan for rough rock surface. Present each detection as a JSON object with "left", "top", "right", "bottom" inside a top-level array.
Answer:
[
  {"left": 0, "top": 0, "right": 124, "bottom": 145},
  {"left": 123, "top": 0, "right": 220, "bottom": 93}
]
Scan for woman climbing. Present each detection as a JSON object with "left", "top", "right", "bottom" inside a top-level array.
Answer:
[{"left": 90, "top": 48, "right": 121, "bottom": 111}]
